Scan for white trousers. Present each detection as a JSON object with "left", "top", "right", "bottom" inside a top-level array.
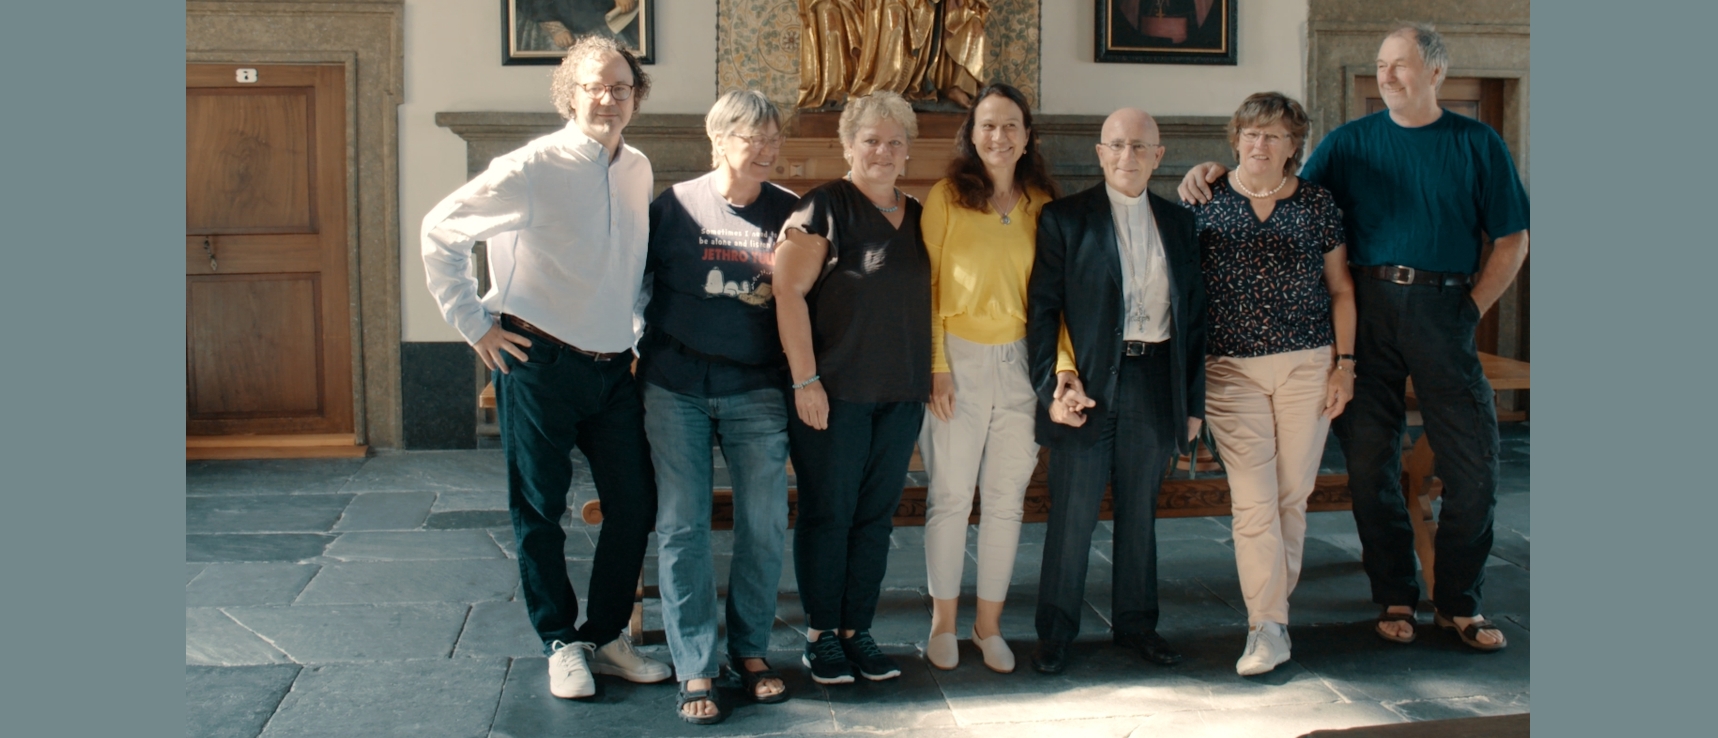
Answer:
[
  {"left": 920, "top": 334, "right": 1040, "bottom": 602},
  {"left": 1205, "top": 347, "right": 1333, "bottom": 626}
]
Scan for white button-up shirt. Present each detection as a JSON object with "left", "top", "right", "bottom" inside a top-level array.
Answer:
[
  {"left": 422, "top": 121, "right": 654, "bottom": 352},
  {"left": 1106, "top": 184, "right": 1172, "bottom": 343}
]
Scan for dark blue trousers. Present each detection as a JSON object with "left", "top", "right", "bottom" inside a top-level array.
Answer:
[
  {"left": 1036, "top": 350, "right": 1177, "bottom": 644},
  {"left": 1334, "top": 275, "right": 1500, "bottom": 618},
  {"left": 495, "top": 338, "right": 657, "bottom": 653}
]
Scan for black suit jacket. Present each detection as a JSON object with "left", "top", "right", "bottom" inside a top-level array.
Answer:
[{"left": 1025, "top": 184, "right": 1207, "bottom": 454}]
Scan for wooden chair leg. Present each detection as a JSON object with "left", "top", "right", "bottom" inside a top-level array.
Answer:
[
  {"left": 630, "top": 573, "right": 646, "bottom": 643},
  {"left": 1403, "top": 433, "right": 1438, "bottom": 599}
]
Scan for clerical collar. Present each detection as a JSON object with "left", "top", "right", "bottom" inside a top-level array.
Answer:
[{"left": 1105, "top": 183, "right": 1146, "bottom": 206}]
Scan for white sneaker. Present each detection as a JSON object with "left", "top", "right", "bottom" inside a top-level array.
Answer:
[
  {"left": 590, "top": 633, "right": 673, "bottom": 683},
  {"left": 1236, "top": 622, "right": 1292, "bottom": 676},
  {"left": 548, "top": 641, "right": 596, "bottom": 699}
]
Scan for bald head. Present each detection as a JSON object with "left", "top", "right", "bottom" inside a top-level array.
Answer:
[{"left": 1096, "top": 108, "right": 1165, "bottom": 197}]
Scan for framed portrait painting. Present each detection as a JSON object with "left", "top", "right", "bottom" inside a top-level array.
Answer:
[
  {"left": 503, "top": 0, "right": 655, "bottom": 65},
  {"left": 1096, "top": 0, "right": 1236, "bottom": 65}
]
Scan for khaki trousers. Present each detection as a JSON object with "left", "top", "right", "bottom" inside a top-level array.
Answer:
[
  {"left": 1205, "top": 347, "right": 1332, "bottom": 626},
  {"left": 920, "top": 335, "right": 1040, "bottom": 601}
]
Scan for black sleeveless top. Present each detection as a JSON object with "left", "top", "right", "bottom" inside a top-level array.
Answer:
[{"left": 778, "top": 179, "right": 931, "bottom": 404}]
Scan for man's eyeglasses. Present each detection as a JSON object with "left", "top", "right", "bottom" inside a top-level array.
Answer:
[
  {"left": 579, "top": 82, "right": 635, "bottom": 101},
  {"left": 729, "top": 133, "right": 784, "bottom": 148},
  {"left": 1100, "top": 141, "right": 1161, "bottom": 157},
  {"left": 1238, "top": 130, "right": 1291, "bottom": 146}
]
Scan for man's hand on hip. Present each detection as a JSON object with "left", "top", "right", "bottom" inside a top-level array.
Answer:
[{"left": 474, "top": 323, "right": 532, "bottom": 374}]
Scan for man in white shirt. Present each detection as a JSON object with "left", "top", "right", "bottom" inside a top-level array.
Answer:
[
  {"left": 1025, "top": 108, "right": 1208, "bottom": 674},
  {"left": 421, "top": 36, "right": 670, "bottom": 700}
]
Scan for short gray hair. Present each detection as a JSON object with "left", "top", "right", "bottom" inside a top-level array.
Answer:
[
  {"left": 706, "top": 90, "right": 783, "bottom": 167},
  {"left": 837, "top": 91, "right": 918, "bottom": 145},
  {"left": 550, "top": 35, "right": 651, "bottom": 120},
  {"left": 1390, "top": 23, "right": 1450, "bottom": 78}
]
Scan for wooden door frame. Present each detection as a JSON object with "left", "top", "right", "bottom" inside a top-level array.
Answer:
[{"left": 188, "top": 1, "right": 405, "bottom": 448}]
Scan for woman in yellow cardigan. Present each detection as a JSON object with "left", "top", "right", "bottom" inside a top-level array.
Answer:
[{"left": 920, "top": 83, "right": 1062, "bottom": 673}]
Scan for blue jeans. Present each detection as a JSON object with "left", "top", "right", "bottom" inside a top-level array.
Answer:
[{"left": 643, "top": 383, "right": 790, "bottom": 681}]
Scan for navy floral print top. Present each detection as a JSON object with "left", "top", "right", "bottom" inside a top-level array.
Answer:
[{"left": 1189, "top": 177, "right": 1344, "bottom": 358}]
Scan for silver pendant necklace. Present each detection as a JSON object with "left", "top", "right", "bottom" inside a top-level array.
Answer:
[{"left": 991, "top": 190, "right": 1020, "bottom": 225}]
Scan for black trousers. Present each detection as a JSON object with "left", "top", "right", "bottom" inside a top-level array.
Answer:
[
  {"left": 1334, "top": 275, "right": 1500, "bottom": 617},
  {"left": 1036, "top": 350, "right": 1177, "bottom": 644},
  {"left": 495, "top": 338, "right": 657, "bottom": 653},
  {"left": 788, "top": 397, "right": 925, "bottom": 632}
]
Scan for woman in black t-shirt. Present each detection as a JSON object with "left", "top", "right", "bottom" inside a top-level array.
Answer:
[
  {"left": 1186, "top": 92, "right": 1357, "bottom": 677},
  {"left": 773, "top": 91, "right": 931, "bottom": 687}
]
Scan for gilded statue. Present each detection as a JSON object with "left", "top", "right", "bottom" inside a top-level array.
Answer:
[{"left": 796, "top": 0, "right": 990, "bottom": 110}]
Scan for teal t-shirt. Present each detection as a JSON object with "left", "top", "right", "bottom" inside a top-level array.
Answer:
[{"left": 1299, "top": 110, "right": 1530, "bottom": 274}]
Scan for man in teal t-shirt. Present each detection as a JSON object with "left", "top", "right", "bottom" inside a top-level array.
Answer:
[{"left": 1179, "top": 24, "right": 1529, "bottom": 653}]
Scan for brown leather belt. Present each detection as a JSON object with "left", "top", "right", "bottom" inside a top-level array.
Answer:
[
  {"left": 1355, "top": 264, "right": 1473, "bottom": 287},
  {"left": 500, "top": 314, "right": 630, "bottom": 362},
  {"left": 1123, "top": 340, "right": 1169, "bottom": 357}
]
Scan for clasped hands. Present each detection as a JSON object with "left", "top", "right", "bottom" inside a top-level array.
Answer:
[{"left": 1050, "top": 370, "right": 1203, "bottom": 441}]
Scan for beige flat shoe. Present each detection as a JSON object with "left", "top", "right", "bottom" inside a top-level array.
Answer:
[
  {"left": 927, "top": 632, "right": 959, "bottom": 670},
  {"left": 970, "top": 633, "right": 1016, "bottom": 673}
]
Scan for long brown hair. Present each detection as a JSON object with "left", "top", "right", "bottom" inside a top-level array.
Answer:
[{"left": 945, "top": 84, "right": 1061, "bottom": 211}]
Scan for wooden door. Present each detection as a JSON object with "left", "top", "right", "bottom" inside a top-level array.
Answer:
[
  {"left": 1351, "top": 76, "right": 1509, "bottom": 355},
  {"left": 186, "top": 64, "right": 355, "bottom": 441}
]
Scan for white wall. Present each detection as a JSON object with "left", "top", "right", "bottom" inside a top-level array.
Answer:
[
  {"left": 400, "top": 0, "right": 1307, "bottom": 340},
  {"left": 400, "top": 0, "right": 718, "bottom": 342},
  {"left": 1040, "top": 0, "right": 1306, "bottom": 115}
]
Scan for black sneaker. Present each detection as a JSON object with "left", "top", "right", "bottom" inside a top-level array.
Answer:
[
  {"left": 802, "top": 635, "right": 855, "bottom": 685},
  {"left": 840, "top": 631, "right": 901, "bottom": 681}
]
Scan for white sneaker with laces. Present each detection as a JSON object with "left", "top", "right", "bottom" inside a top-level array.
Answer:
[
  {"left": 1235, "top": 622, "right": 1292, "bottom": 676},
  {"left": 548, "top": 641, "right": 596, "bottom": 699},
  {"left": 590, "top": 633, "right": 673, "bottom": 683}
]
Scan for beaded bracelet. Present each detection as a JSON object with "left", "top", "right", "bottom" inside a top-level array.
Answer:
[{"left": 790, "top": 374, "right": 821, "bottom": 390}]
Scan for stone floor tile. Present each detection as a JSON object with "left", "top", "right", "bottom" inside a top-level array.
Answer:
[
  {"left": 1489, "top": 527, "right": 1530, "bottom": 570},
  {"left": 342, "top": 450, "right": 508, "bottom": 492},
  {"left": 294, "top": 559, "right": 520, "bottom": 605},
  {"left": 1157, "top": 516, "right": 1233, "bottom": 541},
  {"left": 259, "top": 658, "right": 508, "bottom": 738},
  {"left": 223, "top": 604, "right": 469, "bottom": 662},
  {"left": 826, "top": 647, "right": 958, "bottom": 732},
  {"left": 1504, "top": 613, "right": 1528, "bottom": 631},
  {"left": 186, "top": 563, "right": 320, "bottom": 607},
  {"left": 1386, "top": 692, "right": 1530, "bottom": 722},
  {"left": 1288, "top": 618, "right": 1530, "bottom": 703},
  {"left": 936, "top": 638, "right": 1221, "bottom": 723},
  {"left": 1123, "top": 699, "right": 1405, "bottom": 738},
  {"left": 890, "top": 716, "right": 1145, "bottom": 737},
  {"left": 186, "top": 458, "right": 366, "bottom": 496},
  {"left": 187, "top": 563, "right": 205, "bottom": 585},
  {"left": 455, "top": 600, "right": 542, "bottom": 658},
  {"left": 187, "top": 494, "right": 354, "bottom": 534},
  {"left": 426, "top": 510, "right": 515, "bottom": 529},
  {"left": 187, "top": 534, "right": 333, "bottom": 563},
  {"left": 331, "top": 492, "right": 435, "bottom": 531},
  {"left": 489, "top": 655, "right": 837, "bottom": 738},
  {"left": 1157, "top": 537, "right": 1246, "bottom": 583},
  {"left": 1303, "top": 510, "right": 1360, "bottom": 536},
  {"left": 187, "top": 608, "right": 293, "bottom": 665},
  {"left": 432, "top": 489, "right": 510, "bottom": 512},
  {"left": 861, "top": 589, "right": 934, "bottom": 647},
  {"left": 1470, "top": 562, "right": 1530, "bottom": 620},
  {"left": 323, "top": 530, "right": 506, "bottom": 561},
  {"left": 185, "top": 664, "right": 301, "bottom": 738}
]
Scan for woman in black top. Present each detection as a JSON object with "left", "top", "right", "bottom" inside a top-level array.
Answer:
[
  {"left": 1186, "top": 92, "right": 1357, "bottom": 677},
  {"left": 773, "top": 91, "right": 930, "bottom": 686},
  {"left": 639, "top": 90, "right": 798, "bottom": 724}
]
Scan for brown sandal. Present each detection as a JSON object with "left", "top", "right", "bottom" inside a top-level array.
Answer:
[
  {"left": 1434, "top": 612, "right": 1508, "bottom": 652},
  {"left": 1375, "top": 608, "right": 1418, "bottom": 644}
]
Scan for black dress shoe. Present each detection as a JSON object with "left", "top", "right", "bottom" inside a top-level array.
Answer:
[
  {"left": 1115, "top": 631, "right": 1184, "bottom": 666},
  {"left": 1031, "top": 640, "right": 1069, "bottom": 674}
]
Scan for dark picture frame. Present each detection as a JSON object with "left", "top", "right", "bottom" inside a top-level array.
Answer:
[
  {"left": 502, "top": 0, "right": 655, "bottom": 66},
  {"left": 1095, "top": 0, "right": 1236, "bottom": 65}
]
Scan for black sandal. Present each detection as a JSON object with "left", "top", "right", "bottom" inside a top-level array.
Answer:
[
  {"left": 677, "top": 683, "right": 726, "bottom": 725},
  {"left": 738, "top": 659, "right": 788, "bottom": 704},
  {"left": 1434, "top": 612, "right": 1508, "bottom": 652},
  {"left": 1375, "top": 608, "right": 1417, "bottom": 644}
]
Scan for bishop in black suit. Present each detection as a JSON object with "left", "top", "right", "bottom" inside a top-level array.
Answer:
[{"left": 1024, "top": 108, "right": 1207, "bottom": 674}]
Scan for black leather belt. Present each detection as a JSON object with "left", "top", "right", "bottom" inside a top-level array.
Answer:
[
  {"left": 500, "top": 314, "right": 631, "bottom": 362},
  {"left": 1123, "top": 340, "right": 1169, "bottom": 357},
  {"left": 1355, "top": 264, "right": 1472, "bottom": 287}
]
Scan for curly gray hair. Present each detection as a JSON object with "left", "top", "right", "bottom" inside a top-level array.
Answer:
[{"left": 550, "top": 35, "right": 651, "bottom": 120}]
